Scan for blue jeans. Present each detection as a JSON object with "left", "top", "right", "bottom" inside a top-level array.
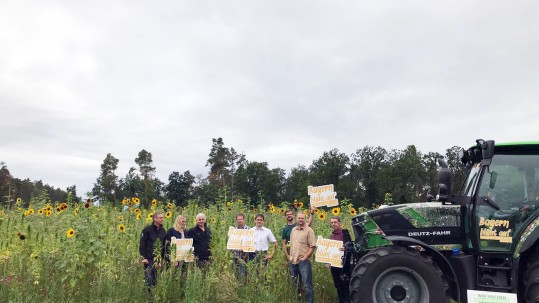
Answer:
[{"left": 290, "top": 260, "right": 313, "bottom": 303}]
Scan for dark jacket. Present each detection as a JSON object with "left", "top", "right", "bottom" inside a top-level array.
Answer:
[
  {"left": 187, "top": 225, "right": 212, "bottom": 261},
  {"left": 139, "top": 224, "right": 166, "bottom": 261}
]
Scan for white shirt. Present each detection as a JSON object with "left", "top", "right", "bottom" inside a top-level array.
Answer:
[{"left": 251, "top": 226, "right": 276, "bottom": 251}]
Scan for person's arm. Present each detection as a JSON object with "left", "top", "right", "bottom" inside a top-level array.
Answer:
[
  {"left": 282, "top": 239, "right": 290, "bottom": 260},
  {"left": 300, "top": 246, "right": 315, "bottom": 261},
  {"left": 266, "top": 242, "right": 277, "bottom": 260},
  {"left": 307, "top": 206, "right": 316, "bottom": 227},
  {"left": 139, "top": 228, "right": 149, "bottom": 264}
]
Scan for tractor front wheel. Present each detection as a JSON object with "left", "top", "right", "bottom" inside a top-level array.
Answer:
[
  {"left": 524, "top": 248, "right": 539, "bottom": 302},
  {"left": 350, "top": 246, "right": 449, "bottom": 303}
]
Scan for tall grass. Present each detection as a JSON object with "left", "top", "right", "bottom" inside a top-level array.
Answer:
[{"left": 0, "top": 198, "right": 354, "bottom": 302}]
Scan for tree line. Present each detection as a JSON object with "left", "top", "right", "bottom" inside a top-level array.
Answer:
[{"left": 0, "top": 138, "right": 468, "bottom": 209}]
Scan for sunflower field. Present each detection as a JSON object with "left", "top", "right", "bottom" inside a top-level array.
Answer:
[{"left": 0, "top": 196, "right": 363, "bottom": 303}]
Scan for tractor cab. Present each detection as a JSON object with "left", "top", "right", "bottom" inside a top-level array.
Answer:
[{"left": 452, "top": 140, "right": 539, "bottom": 254}]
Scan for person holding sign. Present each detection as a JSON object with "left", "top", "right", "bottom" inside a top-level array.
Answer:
[
  {"left": 139, "top": 211, "right": 166, "bottom": 289},
  {"left": 233, "top": 213, "right": 250, "bottom": 281},
  {"left": 187, "top": 213, "right": 212, "bottom": 268},
  {"left": 327, "top": 216, "right": 350, "bottom": 303},
  {"left": 164, "top": 215, "right": 188, "bottom": 266},
  {"left": 290, "top": 212, "right": 316, "bottom": 303},
  {"left": 250, "top": 214, "right": 277, "bottom": 269}
]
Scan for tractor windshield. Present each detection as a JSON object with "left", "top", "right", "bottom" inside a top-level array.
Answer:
[{"left": 475, "top": 154, "right": 539, "bottom": 252}]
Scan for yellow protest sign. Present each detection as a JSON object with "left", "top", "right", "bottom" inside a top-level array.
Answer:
[
  {"left": 315, "top": 236, "right": 343, "bottom": 268},
  {"left": 308, "top": 184, "right": 338, "bottom": 208},
  {"left": 226, "top": 227, "right": 256, "bottom": 252},
  {"left": 171, "top": 237, "right": 195, "bottom": 262}
]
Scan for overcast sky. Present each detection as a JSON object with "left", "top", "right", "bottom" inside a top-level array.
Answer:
[{"left": 1, "top": 1, "right": 539, "bottom": 197}]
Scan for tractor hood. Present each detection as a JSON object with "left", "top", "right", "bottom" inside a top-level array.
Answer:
[{"left": 354, "top": 202, "right": 463, "bottom": 248}]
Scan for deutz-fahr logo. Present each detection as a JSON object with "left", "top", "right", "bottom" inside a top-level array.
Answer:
[{"left": 408, "top": 230, "right": 451, "bottom": 237}]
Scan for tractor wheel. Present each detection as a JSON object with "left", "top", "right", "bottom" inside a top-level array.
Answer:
[
  {"left": 349, "top": 246, "right": 449, "bottom": 303},
  {"left": 523, "top": 248, "right": 539, "bottom": 303}
]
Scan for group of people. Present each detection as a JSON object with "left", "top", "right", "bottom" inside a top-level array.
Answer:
[{"left": 139, "top": 207, "right": 350, "bottom": 303}]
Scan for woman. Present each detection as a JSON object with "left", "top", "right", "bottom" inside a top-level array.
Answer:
[{"left": 165, "top": 215, "right": 188, "bottom": 267}]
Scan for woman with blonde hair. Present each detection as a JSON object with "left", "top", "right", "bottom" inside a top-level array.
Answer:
[{"left": 164, "top": 215, "right": 188, "bottom": 267}]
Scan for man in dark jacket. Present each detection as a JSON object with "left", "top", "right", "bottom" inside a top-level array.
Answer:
[
  {"left": 139, "top": 211, "right": 166, "bottom": 287},
  {"left": 187, "top": 213, "right": 212, "bottom": 268}
]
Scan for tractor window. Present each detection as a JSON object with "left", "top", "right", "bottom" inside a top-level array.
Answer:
[{"left": 475, "top": 154, "right": 539, "bottom": 252}]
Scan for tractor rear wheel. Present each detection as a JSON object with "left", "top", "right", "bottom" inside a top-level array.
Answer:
[
  {"left": 349, "top": 246, "right": 449, "bottom": 303},
  {"left": 524, "top": 248, "right": 539, "bottom": 303}
]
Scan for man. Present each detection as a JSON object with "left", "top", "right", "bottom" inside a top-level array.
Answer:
[
  {"left": 139, "top": 211, "right": 166, "bottom": 288},
  {"left": 233, "top": 213, "right": 249, "bottom": 280},
  {"left": 328, "top": 216, "right": 350, "bottom": 303},
  {"left": 187, "top": 213, "right": 212, "bottom": 268},
  {"left": 250, "top": 214, "right": 277, "bottom": 269},
  {"left": 282, "top": 207, "right": 315, "bottom": 262},
  {"left": 290, "top": 212, "right": 316, "bottom": 303}
]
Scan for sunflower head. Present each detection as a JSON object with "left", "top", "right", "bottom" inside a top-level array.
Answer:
[
  {"left": 211, "top": 217, "right": 217, "bottom": 223},
  {"left": 331, "top": 207, "right": 341, "bottom": 216},
  {"left": 118, "top": 224, "right": 126, "bottom": 233},
  {"left": 318, "top": 213, "right": 326, "bottom": 221},
  {"left": 136, "top": 213, "right": 142, "bottom": 220},
  {"left": 167, "top": 202, "right": 174, "bottom": 209},
  {"left": 350, "top": 208, "right": 357, "bottom": 216},
  {"left": 165, "top": 211, "right": 172, "bottom": 219},
  {"left": 66, "top": 228, "right": 75, "bottom": 238},
  {"left": 118, "top": 215, "right": 124, "bottom": 221},
  {"left": 151, "top": 199, "right": 158, "bottom": 206}
]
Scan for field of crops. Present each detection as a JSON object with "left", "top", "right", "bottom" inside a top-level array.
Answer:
[{"left": 0, "top": 197, "right": 361, "bottom": 303}]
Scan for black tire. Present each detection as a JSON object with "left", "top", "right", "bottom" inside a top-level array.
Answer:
[
  {"left": 524, "top": 249, "right": 539, "bottom": 303},
  {"left": 349, "top": 246, "right": 449, "bottom": 303}
]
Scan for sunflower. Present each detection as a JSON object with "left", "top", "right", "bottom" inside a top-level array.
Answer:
[
  {"left": 350, "top": 208, "right": 357, "bottom": 216},
  {"left": 84, "top": 202, "right": 90, "bottom": 209},
  {"left": 167, "top": 202, "right": 174, "bottom": 209},
  {"left": 318, "top": 213, "right": 326, "bottom": 221},
  {"left": 277, "top": 208, "right": 284, "bottom": 215},
  {"left": 315, "top": 208, "right": 320, "bottom": 213},
  {"left": 121, "top": 199, "right": 127, "bottom": 205},
  {"left": 270, "top": 205, "right": 276, "bottom": 213},
  {"left": 135, "top": 208, "right": 141, "bottom": 214},
  {"left": 46, "top": 210, "right": 52, "bottom": 217},
  {"left": 151, "top": 199, "right": 157, "bottom": 206},
  {"left": 227, "top": 207, "right": 232, "bottom": 211},
  {"left": 331, "top": 207, "right": 341, "bottom": 216},
  {"left": 253, "top": 208, "right": 258, "bottom": 213},
  {"left": 211, "top": 217, "right": 217, "bottom": 223},
  {"left": 298, "top": 202, "right": 304, "bottom": 208},
  {"left": 0, "top": 210, "right": 4, "bottom": 216},
  {"left": 132, "top": 197, "right": 140, "bottom": 205},
  {"left": 136, "top": 213, "right": 142, "bottom": 220},
  {"left": 74, "top": 208, "right": 79, "bottom": 216},
  {"left": 28, "top": 208, "right": 34, "bottom": 215},
  {"left": 165, "top": 211, "right": 172, "bottom": 219},
  {"left": 38, "top": 209, "right": 43, "bottom": 215},
  {"left": 118, "top": 215, "right": 124, "bottom": 221},
  {"left": 226, "top": 201, "right": 233, "bottom": 207},
  {"left": 24, "top": 210, "right": 29, "bottom": 216},
  {"left": 66, "top": 228, "right": 75, "bottom": 238},
  {"left": 16, "top": 198, "right": 22, "bottom": 204},
  {"left": 147, "top": 213, "right": 153, "bottom": 220},
  {"left": 118, "top": 224, "right": 126, "bottom": 233}
]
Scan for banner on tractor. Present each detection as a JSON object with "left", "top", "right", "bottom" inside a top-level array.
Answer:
[
  {"left": 308, "top": 184, "right": 338, "bottom": 208},
  {"left": 467, "top": 290, "right": 517, "bottom": 303}
]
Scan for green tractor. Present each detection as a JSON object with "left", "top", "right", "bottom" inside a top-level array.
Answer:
[{"left": 343, "top": 139, "right": 539, "bottom": 302}]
